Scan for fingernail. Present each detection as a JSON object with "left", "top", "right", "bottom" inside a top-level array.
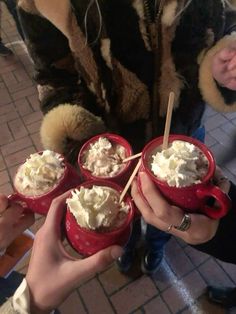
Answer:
[{"left": 111, "top": 246, "right": 124, "bottom": 259}]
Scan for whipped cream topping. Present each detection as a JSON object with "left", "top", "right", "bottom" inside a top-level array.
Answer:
[
  {"left": 67, "top": 185, "right": 130, "bottom": 230},
  {"left": 82, "top": 137, "right": 126, "bottom": 177},
  {"left": 15, "top": 150, "right": 65, "bottom": 196},
  {"left": 151, "top": 140, "right": 209, "bottom": 187}
]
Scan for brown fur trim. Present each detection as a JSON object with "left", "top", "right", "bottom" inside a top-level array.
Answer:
[
  {"left": 100, "top": 38, "right": 113, "bottom": 69},
  {"left": 67, "top": 15, "right": 109, "bottom": 112},
  {"left": 162, "top": 0, "right": 178, "bottom": 27},
  {"left": 113, "top": 60, "right": 150, "bottom": 123},
  {"left": 229, "top": 0, "right": 236, "bottom": 6},
  {"left": 40, "top": 104, "right": 106, "bottom": 153},
  {"left": 37, "top": 85, "right": 54, "bottom": 102},
  {"left": 34, "top": 0, "right": 71, "bottom": 35},
  {"left": 18, "top": 0, "right": 38, "bottom": 14},
  {"left": 159, "top": 0, "right": 185, "bottom": 117},
  {"left": 33, "top": 1, "right": 109, "bottom": 112},
  {"left": 53, "top": 54, "right": 76, "bottom": 74},
  {"left": 199, "top": 33, "right": 236, "bottom": 113},
  {"left": 131, "top": 0, "right": 151, "bottom": 51}
]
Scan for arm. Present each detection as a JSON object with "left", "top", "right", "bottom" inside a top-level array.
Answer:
[{"left": 0, "top": 192, "right": 123, "bottom": 314}]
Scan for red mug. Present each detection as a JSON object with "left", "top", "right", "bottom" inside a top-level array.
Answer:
[
  {"left": 10, "top": 152, "right": 81, "bottom": 215},
  {"left": 78, "top": 133, "right": 135, "bottom": 187},
  {"left": 65, "top": 180, "right": 135, "bottom": 256},
  {"left": 140, "top": 135, "right": 231, "bottom": 219}
]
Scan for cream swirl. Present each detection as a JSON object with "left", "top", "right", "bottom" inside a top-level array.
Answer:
[
  {"left": 151, "top": 140, "right": 209, "bottom": 187},
  {"left": 82, "top": 137, "right": 126, "bottom": 177},
  {"left": 67, "top": 185, "right": 129, "bottom": 230},
  {"left": 15, "top": 150, "right": 65, "bottom": 196}
]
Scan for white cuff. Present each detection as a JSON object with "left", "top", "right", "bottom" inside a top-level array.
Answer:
[
  {"left": 13, "top": 278, "right": 56, "bottom": 314},
  {"left": 13, "top": 279, "right": 31, "bottom": 314}
]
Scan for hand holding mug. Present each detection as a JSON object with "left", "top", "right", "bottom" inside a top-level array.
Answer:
[
  {"left": 132, "top": 173, "right": 220, "bottom": 245},
  {"left": 140, "top": 135, "right": 231, "bottom": 219},
  {"left": 26, "top": 191, "right": 123, "bottom": 314}
]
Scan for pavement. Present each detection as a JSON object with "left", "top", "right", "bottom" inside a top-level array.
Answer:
[{"left": 1, "top": 3, "right": 236, "bottom": 314}]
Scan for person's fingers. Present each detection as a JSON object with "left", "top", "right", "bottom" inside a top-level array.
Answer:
[
  {"left": 138, "top": 172, "right": 170, "bottom": 211},
  {"left": 14, "top": 213, "right": 35, "bottom": 232},
  {"left": 3, "top": 203, "right": 25, "bottom": 222},
  {"left": 0, "top": 194, "right": 8, "bottom": 214},
  {"left": 228, "top": 67, "right": 236, "bottom": 78},
  {"left": 43, "top": 190, "right": 72, "bottom": 236},
  {"left": 65, "top": 245, "right": 124, "bottom": 285},
  {"left": 131, "top": 178, "right": 157, "bottom": 223},
  {"left": 217, "top": 48, "right": 236, "bottom": 62},
  {"left": 136, "top": 173, "right": 185, "bottom": 226},
  {"left": 228, "top": 56, "right": 236, "bottom": 71}
]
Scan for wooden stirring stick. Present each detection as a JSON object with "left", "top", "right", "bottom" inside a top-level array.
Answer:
[
  {"left": 122, "top": 152, "right": 142, "bottom": 163},
  {"left": 119, "top": 158, "right": 142, "bottom": 203},
  {"left": 162, "top": 92, "right": 175, "bottom": 150}
]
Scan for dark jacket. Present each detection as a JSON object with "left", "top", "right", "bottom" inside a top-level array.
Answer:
[
  {"left": 17, "top": 0, "right": 236, "bottom": 159},
  {"left": 193, "top": 182, "right": 236, "bottom": 264}
]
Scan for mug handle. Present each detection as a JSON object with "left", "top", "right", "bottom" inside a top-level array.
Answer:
[
  {"left": 196, "top": 185, "right": 231, "bottom": 219},
  {"left": 8, "top": 193, "right": 31, "bottom": 213}
]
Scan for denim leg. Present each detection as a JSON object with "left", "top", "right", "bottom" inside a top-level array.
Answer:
[
  {"left": 191, "top": 126, "right": 205, "bottom": 143},
  {"left": 123, "top": 218, "right": 141, "bottom": 252},
  {"left": 145, "top": 224, "right": 171, "bottom": 253},
  {"left": 4, "top": 0, "right": 24, "bottom": 39}
]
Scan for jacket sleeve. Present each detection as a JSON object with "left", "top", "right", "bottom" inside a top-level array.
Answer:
[
  {"left": 17, "top": 4, "right": 107, "bottom": 160},
  {"left": 17, "top": 4, "right": 96, "bottom": 114},
  {"left": 192, "top": 182, "right": 236, "bottom": 265},
  {"left": 198, "top": 3, "right": 236, "bottom": 113},
  {"left": 0, "top": 299, "right": 16, "bottom": 314}
]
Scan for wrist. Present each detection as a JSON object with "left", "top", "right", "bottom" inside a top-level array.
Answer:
[{"left": 26, "top": 277, "right": 52, "bottom": 314}]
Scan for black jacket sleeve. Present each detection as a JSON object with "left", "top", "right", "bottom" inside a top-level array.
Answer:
[{"left": 192, "top": 182, "right": 236, "bottom": 264}]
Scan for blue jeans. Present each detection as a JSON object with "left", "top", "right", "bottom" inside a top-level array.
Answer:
[{"left": 125, "top": 126, "right": 206, "bottom": 254}]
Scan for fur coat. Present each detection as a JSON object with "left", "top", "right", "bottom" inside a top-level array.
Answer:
[{"left": 17, "top": 0, "right": 236, "bottom": 159}]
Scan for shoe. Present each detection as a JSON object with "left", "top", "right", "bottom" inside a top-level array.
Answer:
[
  {"left": 208, "top": 286, "right": 236, "bottom": 308},
  {"left": 116, "top": 249, "right": 135, "bottom": 273},
  {"left": 0, "top": 44, "right": 13, "bottom": 57},
  {"left": 141, "top": 250, "right": 163, "bottom": 275}
]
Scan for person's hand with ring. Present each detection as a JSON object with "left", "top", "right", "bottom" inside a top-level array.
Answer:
[
  {"left": 131, "top": 171, "right": 230, "bottom": 245},
  {"left": 0, "top": 194, "right": 35, "bottom": 253}
]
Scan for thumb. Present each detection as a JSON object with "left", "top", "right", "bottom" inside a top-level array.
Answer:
[
  {"left": 0, "top": 194, "right": 8, "bottom": 213},
  {"left": 66, "top": 245, "right": 123, "bottom": 284}
]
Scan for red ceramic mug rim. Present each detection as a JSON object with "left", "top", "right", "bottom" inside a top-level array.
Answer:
[
  {"left": 13, "top": 151, "right": 69, "bottom": 200},
  {"left": 66, "top": 179, "right": 134, "bottom": 236},
  {"left": 141, "top": 135, "right": 216, "bottom": 190},
  {"left": 78, "top": 133, "right": 133, "bottom": 180}
]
